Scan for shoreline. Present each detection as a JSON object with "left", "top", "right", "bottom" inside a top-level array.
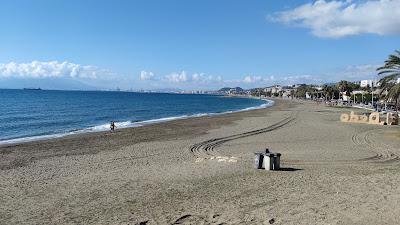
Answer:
[
  {"left": 0, "top": 97, "right": 273, "bottom": 147},
  {"left": 0, "top": 98, "right": 285, "bottom": 171}
]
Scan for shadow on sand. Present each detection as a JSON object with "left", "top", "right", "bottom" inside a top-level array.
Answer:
[{"left": 278, "top": 167, "right": 302, "bottom": 172}]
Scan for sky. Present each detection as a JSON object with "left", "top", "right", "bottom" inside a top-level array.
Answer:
[{"left": 0, "top": 0, "right": 400, "bottom": 90}]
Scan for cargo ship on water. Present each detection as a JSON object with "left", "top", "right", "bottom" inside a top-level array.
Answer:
[{"left": 23, "top": 88, "right": 42, "bottom": 90}]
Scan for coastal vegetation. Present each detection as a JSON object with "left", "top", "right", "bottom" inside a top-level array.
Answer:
[{"left": 377, "top": 49, "right": 400, "bottom": 110}]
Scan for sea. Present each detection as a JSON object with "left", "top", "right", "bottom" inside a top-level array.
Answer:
[{"left": 0, "top": 89, "right": 273, "bottom": 145}]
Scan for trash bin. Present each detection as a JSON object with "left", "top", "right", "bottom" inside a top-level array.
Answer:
[
  {"left": 263, "top": 153, "right": 273, "bottom": 170},
  {"left": 263, "top": 152, "right": 281, "bottom": 171},
  {"left": 274, "top": 153, "right": 281, "bottom": 170},
  {"left": 254, "top": 153, "right": 264, "bottom": 169}
]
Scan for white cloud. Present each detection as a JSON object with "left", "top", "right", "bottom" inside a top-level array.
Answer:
[
  {"left": 139, "top": 70, "right": 155, "bottom": 81},
  {"left": 334, "top": 64, "right": 380, "bottom": 79},
  {"left": 164, "top": 71, "right": 188, "bottom": 83},
  {"left": 239, "top": 75, "right": 276, "bottom": 84},
  {"left": 234, "top": 74, "right": 325, "bottom": 86},
  {"left": 0, "top": 61, "right": 100, "bottom": 79},
  {"left": 281, "top": 75, "right": 323, "bottom": 84},
  {"left": 266, "top": 64, "right": 380, "bottom": 85},
  {"left": 163, "top": 71, "right": 223, "bottom": 83},
  {"left": 272, "top": 0, "right": 400, "bottom": 38},
  {"left": 192, "top": 73, "right": 208, "bottom": 82},
  {"left": 191, "top": 73, "right": 202, "bottom": 81},
  {"left": 243, "top": 75, "right": 263, "bottom": 83},
  {"left": 192, "top": 73, "right": 223, "bottom": 83},
  {"left": 141, "top": 64, "right": 381, "bottom": 88}
]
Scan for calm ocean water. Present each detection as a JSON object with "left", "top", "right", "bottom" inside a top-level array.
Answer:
[{"left": 0, "top": 89, "right": 272, "bottom": 144}]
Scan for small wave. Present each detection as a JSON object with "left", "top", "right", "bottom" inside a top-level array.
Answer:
[
  {"left": 237, "top": 99, "right": 274, "bottom": 112},
  {"left": 0, "top": 98, "right": 274, "bottom": 146},
  {"left": 0, "top": 133, "right": 68, "bottom": 145}
]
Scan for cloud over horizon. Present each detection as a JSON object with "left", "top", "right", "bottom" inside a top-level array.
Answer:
[
  {"left": 272, "top": 0, "right": 400, "bottom": 38},
  {"left": 233, "top": 74, "right": 322, "bottom": 86},
  {"left": 0, "top": 60, "right": 382, "bottom": 90},
  {"left": 138, "top": 70, "right": 223, "bottom": 85},
  {"left": 337, "top": 64, "right": 380, "bottom": 80},
  {"left": 134, "top": 64, "right": 382, "bottom": 89},
  {"left": 0, "top": 61, "right": 101, "bottom": 79},
  {"left": 164, "top": 71, "right": 189, "bottom": 83},
  {"left": 139, "top": 70, "right": 155, "bottom": 81},
  {"left": 235, "top": 63, "right": 380, "bottom": 87}
]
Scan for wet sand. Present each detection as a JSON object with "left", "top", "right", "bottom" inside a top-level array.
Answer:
[{"left": 1, "top": 99, "right": 399, "bottom": 224}]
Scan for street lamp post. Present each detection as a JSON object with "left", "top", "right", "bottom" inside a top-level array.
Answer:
[
  {"left": 372, "top": 76, "right": 376, "bottom": 111},
  {"left": 362, "top": 92, "right": 364, "bottom": 104},
  {"left": 371, "top": 87, "right": 374, "bottom": 109}
]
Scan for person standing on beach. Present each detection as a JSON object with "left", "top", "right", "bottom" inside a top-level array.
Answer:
[{"left": 110, "top": 121, "right": 116, "bottom": 132}]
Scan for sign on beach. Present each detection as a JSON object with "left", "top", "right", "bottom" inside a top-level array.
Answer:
[{"left": 340, "top": 111, "right": 398, "bottom": 126}]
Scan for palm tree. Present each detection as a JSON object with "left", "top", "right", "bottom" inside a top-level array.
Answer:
[
  {"left": 377, "top": 50, "right": 400, "bottom": 110},
  {"left": 322, "top": 85, "right": 336, "bottom": 101},
  {"left": 322, "top": 85, "right": 328, "bottom": 100},
  {"left": 290, "top": 89, "right": 295, "bottom": 99},
  {"left": 336, "top": 80, "right": 350, "bottom": 100}
]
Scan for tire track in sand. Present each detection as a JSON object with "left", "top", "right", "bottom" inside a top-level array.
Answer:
[
  {"left": 190, "top": 112, "right": 297, "bottom": 157},
  {"left": 351, "top": 129, "right": 400, "bottom": 163}
]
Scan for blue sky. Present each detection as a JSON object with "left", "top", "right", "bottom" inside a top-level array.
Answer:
[{"left": 0, "top": 0, "right": 400, "bottom": 90}]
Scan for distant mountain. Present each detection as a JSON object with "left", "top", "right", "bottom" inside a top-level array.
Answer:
[
  {"left": 323, "top": 82, "right": 337, "bottom": 86},
  {"left": 218, "top": 87, "right": 231, "bottom": 92},
  {"left": 218, "top": 87, "right": 244, "bottom": 92},
  {"left": 0, "top": 78, "right": 97, "bottom": 90},
  {"left": 217, "top": 87, "right": 245, "bottom": 95},
  {"left": 233, "top": 87, "right": 244, "bottom": 92}
]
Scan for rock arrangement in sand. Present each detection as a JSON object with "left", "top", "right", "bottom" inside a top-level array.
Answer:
[
  {"left": 340, "top": 111, "right": 398, "bottom": 125},
  {"left": 195, "top": 156, "right": 238, "bottom": 163}
]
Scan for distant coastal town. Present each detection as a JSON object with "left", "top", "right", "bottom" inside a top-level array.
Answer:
[
  {"left": 219, "top": 77, "right": 400, "bottom": 112},
  {"left": 139, "top": 49, "right": 400, "bottom": 113},
  {"left": 123, "top": 76, "right": 399, "bottom": 111}
]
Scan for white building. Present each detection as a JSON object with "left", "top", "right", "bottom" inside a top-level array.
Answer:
[
  {"left": 281, "top": 89, "right": 294, "bottom": 98},
  {"left": 271, "top": 85, "right": 282, "bottom": 94},
  {"left": 264, "top": 87, "right": 271, "bottom": 92},
  {"left": 360, "top": 79, "right": 378, "bottom": 88},
  {"left": 340, "top": 92, "right": 351, "bottom": 101},
  {"left": 263, "top": 85, "right": 282, "bottom": 94},
  {"left": 315, "top": 86, "right": 323, "bottom": 91}
]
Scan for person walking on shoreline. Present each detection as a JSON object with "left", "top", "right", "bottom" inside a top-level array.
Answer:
[{"left": 110, "top": 121, "right": 116, "bottom": 132}]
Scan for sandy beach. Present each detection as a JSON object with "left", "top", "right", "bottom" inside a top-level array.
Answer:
[{"left": 1, "top": 99, "right": 399, "bottom": 225}]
